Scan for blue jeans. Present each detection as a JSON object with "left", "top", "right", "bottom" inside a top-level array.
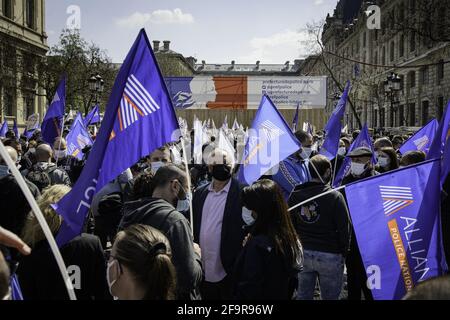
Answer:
[{"left": 297, "top": 250, "right": 344, "bottom": 300}]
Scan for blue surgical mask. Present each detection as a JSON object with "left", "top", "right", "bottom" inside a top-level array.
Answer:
[
  {"left": 0, "top": 165, "right": 10, "bottom": 179},
  {"left": 176, "top": 192, "right": 192, "bottom": 213},
  {"left": 242, "top": 207, "right": 256, "bottom": 226}
]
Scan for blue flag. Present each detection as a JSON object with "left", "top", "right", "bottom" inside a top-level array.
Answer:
[
  {"left": 13, "top": 119, "right": 19, "bottom": 139},
  {"left": 11, "top": 274, "right": 24, "bottom": 300},
  {"left": 238, "top": 95, "right": 301, "bottom": 186},
  {"left": 321, "top": 81, "right": 351, "bottom": 160},
  {"left": 53, "top": 29, "right": 180, "bottom": 246},
  {"left": 0, "top": 121, "right": 8, "bottom": 137},
  {"left": 41, "top": 76, "right": 66, "bottom": 144},
  {"left": 292, "top": 102, "right": 300, "bottom": 132},
  {"left": 428, "top": 101, "right": 450, "bottom": 160},
  {"left": 345, "top": 160, "right": 448, "bottom": 300},
  {"left": 84, "top": 105, "right": 101, "bottom": 127},
  {"left": 333, "top": 124, "right": 376, "bottom": 187},
  {"left": 442, "top": 136, "right": 450, "bottom": 187},
  {"left": 66, "top": 112, "right": 93, "bottom": 160},
  {"left": 399, "top": 119, "right": 438, "bottom": 155}
]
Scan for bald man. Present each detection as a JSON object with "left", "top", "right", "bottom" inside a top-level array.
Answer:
[
  {"left": 24, "top": 144, "right": 71, "bottom": 191},
  {"left": 192, "top": 148, "right": 245, "bottom": 300},
  {"left": 1, "top": 146, "right": 40, "bottom": 239}
]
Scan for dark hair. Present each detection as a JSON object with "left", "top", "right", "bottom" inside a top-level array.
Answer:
[
  {"left": 374, "top": 137, "right": 393, "bottom": 150},
  {"left": 113, "top": 224, "right": 177, "bottom": 300},
  {"left": 242, "top": 180, "right": 300, "bottom": 263},
  {"left": 352, "top": 130, "right": 360, "bottom": 141},
  {"left": 309, "top": 155, "right": 332, "bottom": 181},
  {"left": 294, "top": 130, "right": 311, "bottom": 145},
  {"left": 400, "top": 150, "right": 426, "bottom": 167},
  {"left": 403, "top": 275, "right": 450, "bottom": 300},
  {"left": 392, "top": 135, "right": 403, "bottom": 145},
  {"left": 379, "top": 147, "right": 399, "bottom": 171},
  {"left": 152, "top": 164, "right": 187, "bottom": 190},
  {"left": 132, "top": 171, "right": 155, "bottom": 199}
]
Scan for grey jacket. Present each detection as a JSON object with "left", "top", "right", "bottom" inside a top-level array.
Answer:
[
  {"left": 23, "top": 162, "right": 72, "bottom": 187},
  {"left": 119, "top": 198, "right": 203, "bottom": 300}
]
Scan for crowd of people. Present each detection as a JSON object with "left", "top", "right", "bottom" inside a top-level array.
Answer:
[{"left": 0, "top": 122, "right": 449, "bottom": 301}]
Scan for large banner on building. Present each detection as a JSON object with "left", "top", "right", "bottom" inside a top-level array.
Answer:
[{"left": 165, "top": 76, "right": 326, "bottom": 110}]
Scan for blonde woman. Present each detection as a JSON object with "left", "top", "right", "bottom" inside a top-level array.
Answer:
[{"left": 17, "top": 185, "right": 109, "bottom": 300}]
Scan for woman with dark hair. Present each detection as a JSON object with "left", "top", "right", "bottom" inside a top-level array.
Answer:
[
  {"left": 107, "top": 224, "right": 177, "bottom": 300},
  {"left": 232, "top": 179, "right": 303, "bottom": 300},
  {"left": 376, "top": 147, "right": 399, "bottom": 173}
]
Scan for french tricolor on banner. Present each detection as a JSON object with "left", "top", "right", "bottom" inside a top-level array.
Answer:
[{"left": 379, "top": 186, "right": 414, "bottom": 217}]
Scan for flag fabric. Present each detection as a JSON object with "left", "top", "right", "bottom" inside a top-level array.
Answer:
[
  {"left": 218, "top": 129, "right": 236, "bottom": 162},
  {"left": 83, "top": 105, "right": 101, "bottom": 127},
  {"left": 345, "top": 160, "right": 448, "bottom": 300},
  {"left": 0, "top": 121, "right": 8, "bottom": 137},
  {"left": 442, "top": 136, "right": 450, "bottom": 187},
  {"left": 53, "top": 29, "right": 180, "bottom": 246},
  {"left": 11, "top": 274, "right": 23, "bottom": 300},
  {"left": 41, "top": 76, "right": 66, "bottom": 144},
  {"left": 320, "top": 81, "right": 351, "bottom": 160},
  {"left": 333, "top": 124, "right": 376, "bottom": 187},
  {"left": 238, "top": 95, "right": 301, "bottom": 186},
  {"left": 66, "top": 112, "right": 93, "bottom": 160},
  {"left": 292, "top": 103, "right": 300, "bottom": 132},
  {"left": 13, "top": 119, "right": 19, "bottom": 139},
  {"left": 232, "top": 118, "right": 239, "bottom": 131},
  {"left": 399, "top": 119, "right": 439, "bottom": 155},
  {"left": 428, "top": 101, "right": 450, "bottom": 160},
  {"left": 193, "top": 119, "right": 204, "bottom": 164}
]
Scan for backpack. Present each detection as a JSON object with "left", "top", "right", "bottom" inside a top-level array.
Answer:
[{"left": 26, "top": 165, "right": 56, "bottom": 192}]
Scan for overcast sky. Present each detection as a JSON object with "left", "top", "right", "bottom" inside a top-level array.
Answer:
[{"left": 46, "top": 0, "right": 337, "bottom": 64}]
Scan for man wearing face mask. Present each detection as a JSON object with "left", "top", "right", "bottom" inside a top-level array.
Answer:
[
  {"left": 271, "top": 130, "right": 313, "bottom": 200},
  {"left": 341, "top": 146, "right": 378, "bottom": 301},
  {"left": 119, "top": 164, "right": 203, "bottom": 300},
  {"left": 192, "top": 148, "right": 246, "bottom": 300},
  {"left": 147, "top": 146, "right": 172, "bottom": 175},
  {"left": 53, "top": 137, "right": 81, "bottom": 184},
  {"left": 288, "top": 155, "right": 350, "bottom": 300}
]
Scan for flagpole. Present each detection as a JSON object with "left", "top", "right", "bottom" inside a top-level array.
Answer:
[
  {"left": 331, "top": 156, "right": 338, "bottom": 187},
  {"left": 180, "top": 136, "right": 194, "bottom": 237},
  {"left": 0, "top": 141, "right": 77, "bottom": 300},
  {"left": 288, "top": 185, "right": 346, "bottom": 213},
  {"left": 55, "top": 115, "right": 65, "bottom": 164}
]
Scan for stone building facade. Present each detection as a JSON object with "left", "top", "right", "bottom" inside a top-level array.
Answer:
[
  {"left": 0, "top": 0, "right": 49, "bottom": 130},
  {"left": 320, "top": 0, "right": 450, "bottom": 131}
]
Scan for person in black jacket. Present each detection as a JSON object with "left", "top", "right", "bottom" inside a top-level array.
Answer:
[
  {"left": 119, "top": 165, "right": 203, "bottom": 300},
  {"left": 289, "top": 155, "right": 350, "bottom": 300},
  {"left": 233, "top": 179, "right": 303, "bottom": 300},
  {"left": 17, "top": 185, "right": 109, "bottom": 300},
  {"left": 192, "top": 148, "right": 246, "bottom": 300},
  {"left": 341, "top": 147, "right": 379, "bottom": 301}
]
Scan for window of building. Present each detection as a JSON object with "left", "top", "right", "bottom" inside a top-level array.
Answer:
[
  {"left": 399, "top": 35, "right": 405, "bottom": 57},
  {"left": 24, "top": 96, "right": 35, "bottom": 121},
  {"left": 399, "top": 105, "right": 405, "bottom": 126},
  {"left": 420, "top": 66, "right": 429, "bottom": 85},
  {"left": 374, "top": 50, "right": 378, "bottom": 65},
  {"left": 437, "top": 60, "right": 445, "bottom": 85},
  {"left": 422, "top": 101, "right": 430, "bottom": 125},
  {"left": 4, "top": 90, "right": 14, "bottom": 116},
  {"left": 380, "top": 108, "right": 385, "bottom": 128},
  {"left": 2, "top": 0, "right": 13, "bottom": 19},
  {"left": 438, "top": 97, "right": 444, "bottom": 120},
  {"left": 26, "top": 0, "right": 36, "bottom": 29},
  {"left": 410, "top": 0, "right": 416, "bottom": 14},
  {"left": 382, "top": 46, "right": 386, "bottom": 65},
  {"left": 390, "top": 41, "right": 395, "bottom": 62},
  {"left": 409, "top": 103, "right": 416, "bottom": 126},
  {"left": 408, "top": 71, "right": 416, "bottom": 88},
  {"left": 410, "top": 31, "right": 416, "bottom": 52}
]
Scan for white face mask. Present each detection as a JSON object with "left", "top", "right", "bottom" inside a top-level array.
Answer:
[
  {"left": 106, "top": 260, "right": 119, "bottom": 298},
  {"left": 28, "top": 148, "right": 36, "bottom": 154},
  {"left": 300, "top": 147, "right": 313, "bottom": 160},
  {"left": 377, "top": 157, "right": 390, "bottom": 168},
  {"left": 176, "top": 192, "right": 192, "bottom": 213},
  {"left": 338, "top": 147, "right": 347, "bottom": 156},
  {"left": 150, "top": 161, "right": 164, "bottom": 174},
  {"left": 350, "top": 162, "right": 367, "bottom": 176},
  {"left": 242, "top": 207, "right": 256, "bottom": 226},
  {"left": 54, "top": 149, "right": 67, "bottom": 159}
]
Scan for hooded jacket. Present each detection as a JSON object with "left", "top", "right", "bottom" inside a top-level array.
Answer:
[
  {"left": 119, "top": 197, "right": 203, "bottom": 300},
  {"left": 288, "top": 182, "right": 350, "bottom": 255}
]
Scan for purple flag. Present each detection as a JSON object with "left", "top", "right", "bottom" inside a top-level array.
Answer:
[
  {"left": 83, "top": 105, "right": 101, "bottom": 127},
  {"left": 41, "top": 76, "right": 66, "bottom": 144},
  {"left": 345, "top": 160, "right": 448, "bottom": 300},
  {"left": 320, "top": 81, "right": 351, "bottom": 160},
  {"left": 0, "top": 121, "right": 8, "bottom": 137},
  {"left": 53, "top": 29, "right": 180, "bottom": 246},
  {"left": 399, "top": 119, "right": 439, "bottom": 155},
  {"left": 292, "top": 102, "right": 300, "bottom": 132},
  {"left": 428, "top": 101, "right": 450, "bottom": 160}
]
